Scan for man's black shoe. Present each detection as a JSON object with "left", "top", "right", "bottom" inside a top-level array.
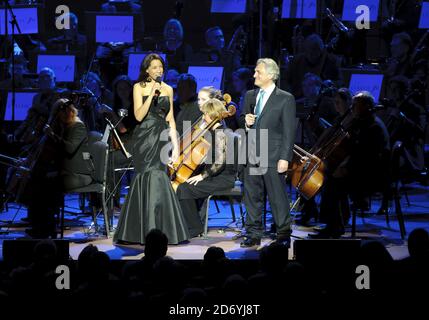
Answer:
[
  {"left": 295, "top": 217, "right": 311, "bottom": 227},
  {"left": 308, "top": 228, "right": 344, "bottom": 239},
  {"left": 232, "top": 231, "right": 246, "bottom": 240},
  {"left": 240, "top": 237, "right": 261, "bottom": 248},
  {"left": 273, "top": 236, "right": 291, "bottom": 248}
]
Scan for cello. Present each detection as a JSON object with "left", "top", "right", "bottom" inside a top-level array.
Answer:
[
  {"left": 289, "top": 144, "right": 325, "bottom": 200},
  {"left": 288, "top": 108, "right": 355, "bottom": 201},
  {"left": 5, "top": 100, "right": 64, "bottom": 205},
  {"left": 168, "top": 99, "right": 236, "bottom": 191}
]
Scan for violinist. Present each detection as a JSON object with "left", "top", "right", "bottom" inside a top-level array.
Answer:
[
  {"left": 381, "top": 76, "right": 427, "bottom": 175},
  {"left": 287, "top": 34, "right": 342, "bottom": 99},
  {"left": 46, "top": 12, "right": 87, "bottom": 76},
  {"left": 381, "top": 32, "right": 413, "bottom": 79},
  {"left": 175, "top": 99, "right": 236, "bottom": 238},
  {"left": 194, "top": 26, "right": 242, "bottom": 89}
]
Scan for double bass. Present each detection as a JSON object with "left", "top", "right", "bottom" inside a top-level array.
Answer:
[{"left": 168, "top": 97, "right": 236, "bottom": 191}]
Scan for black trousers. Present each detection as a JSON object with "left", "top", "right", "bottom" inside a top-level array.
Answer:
[
  {"left": 176, "top": 174, "right": 235, "bottom": 237},
  {"left": 28, "top": 174, "right": 62, "bottom": 238},
  {"left": 319, "top": 176, "right": 350, "bottom": 234},
  {"left": 243, "top": 165, "right": 292, "bottom": 239}
]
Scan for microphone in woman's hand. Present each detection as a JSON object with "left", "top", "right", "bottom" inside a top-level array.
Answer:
[{"left": 154, "top": 76, "right": 162, "bottom": 97}]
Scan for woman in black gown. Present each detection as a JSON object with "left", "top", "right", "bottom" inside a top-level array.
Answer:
[{"left": 114, "top": 53, "right": 189, "bottom": 245}]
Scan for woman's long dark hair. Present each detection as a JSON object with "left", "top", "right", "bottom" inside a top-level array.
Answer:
[{"left": 136, "top": 53, "right": 166, "bottom": 85}]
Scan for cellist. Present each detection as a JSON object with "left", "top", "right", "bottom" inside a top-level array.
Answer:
[
  {"left": 309, "top": 92, "right": 390, "bottom": 238},
  {"left": 175, "top": 99, "right": 236, "bottom": 238}
]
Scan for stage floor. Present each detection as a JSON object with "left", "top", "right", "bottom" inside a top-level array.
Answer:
[{"left": 1, "top": 182, "right": 428, "bottom": 261}]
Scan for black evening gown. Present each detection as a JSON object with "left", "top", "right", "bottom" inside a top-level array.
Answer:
[{"left": 114, "top": 96, "right": 189, "bottom": 244}]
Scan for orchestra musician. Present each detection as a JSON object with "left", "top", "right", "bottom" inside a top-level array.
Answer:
[
  {"left": 175, "top": 98, "right": 236, "bottom": 237},
  {"left": 310, "top": 92, "right": 390, "bottom": 238}
]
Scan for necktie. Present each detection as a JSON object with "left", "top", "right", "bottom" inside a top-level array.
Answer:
[{"left": 254, "top": 90, "right": 265, "bottom": 118}]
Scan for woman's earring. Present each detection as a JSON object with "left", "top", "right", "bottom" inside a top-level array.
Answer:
[{"left": 146, "top": 77, "right": 152, "bottom": 82}]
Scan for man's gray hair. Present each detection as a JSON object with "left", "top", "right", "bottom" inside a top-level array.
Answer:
[{"left": 256, "top": 58, "right": 280, "bottom": 81}]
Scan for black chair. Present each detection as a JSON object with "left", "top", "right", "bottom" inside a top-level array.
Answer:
[
  {"left": 201, "top": 132, "right": 245, "bottom": 238},
  {"left": 60, "top": 140, "right": 111, "bottom": 238},
  {"left": 76, "top": 131, "right": 103, "bottom": 214}
]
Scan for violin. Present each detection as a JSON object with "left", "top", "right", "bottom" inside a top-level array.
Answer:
[{"left": 168, "top": 96, "right": 236, "bottom": 191}]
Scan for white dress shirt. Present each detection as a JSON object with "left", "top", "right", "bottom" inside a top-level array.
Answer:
[{"left": 254, "top": 83, "right": 276, "bottom": 115}]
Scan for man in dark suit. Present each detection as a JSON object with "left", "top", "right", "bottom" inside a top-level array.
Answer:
[{"left": 238, "top": 58, "right": 296, "bottom": 248}]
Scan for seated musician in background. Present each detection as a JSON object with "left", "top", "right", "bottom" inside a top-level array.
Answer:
[
  {"left": 111, "top": 75, "right": 138, "bottom": 137},
  {"left": 175, "top": 99, "right": 236, "bottom": 238},
  {"left": 0, "top": 54, "right": 36, "bottom": 89},
  {"left": 44, "top": 99, "right": 94, "bottom": 191},
  {"left": 380, "top": 0, "right": 422, "bottom": 41},
  {"left": 194, "top": 26, "right": 242, "bottom": 89},
  {"left": 47, "top": 12, "right": 87, "bottom": 75},
  {"left": 310, "top": 92, "right": 390, "bottom": 238},
  {"left": 14, "top": 68, "right": 66, "bottom": 149},
  {"left": 96, "top": 0, "right": 144, "bottom": 86},
  {"left": 381, "top": 32, "right": 413, "bottom": 80},
  {"left": 296, "top": 88, "right": 353, "bottom": 226},
  {"left": 197, "top": 86, "right": 238, "bottom": 130},
  {"left": 287, "top": 33, "right": 342, "bottom": 100},
  {"left": 231, "top": 67, "right": 254, "bottom": 118},
  {"left": 79, "top": 72, "right": 114, "bottom": 132},
  {"left": 197, "top": 86, "right": 223, "bottom": 108},
  {"left": 25, "top": 98, "right": 87, "bottom": 239},
  {"left": 299, "top": 74, "right": 339, "bottom": 146},
  {"left": 380, "top": 76, "right": 427, "bottom": 176},
  {"left": 174, "top": 74, "right": 202, "bottom": 136},
  {"left": 164, "top": 69, "right": 180, "bottom": 107},
  {"left": 159, "top": 19, "right": 193, "bottom": 72}
]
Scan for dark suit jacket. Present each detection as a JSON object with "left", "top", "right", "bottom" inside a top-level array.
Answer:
[
  {"left": 61, "top": 122, "right": 94, "bottom": 176},
  {"left": 238, "top": 87, "right": 296, "bottom": 168}
]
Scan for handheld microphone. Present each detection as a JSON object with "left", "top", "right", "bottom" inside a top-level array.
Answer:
[{"left": 154, "top": 76, "right": 162, "bottom": 97}]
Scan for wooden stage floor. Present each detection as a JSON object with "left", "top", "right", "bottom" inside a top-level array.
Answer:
[{"left": 1, "top": 182, "right": 428, "bottom": 261}]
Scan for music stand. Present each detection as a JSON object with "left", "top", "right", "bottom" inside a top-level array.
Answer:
[{"left": 101, "top": 113, "right": 133, "bottom": 227}]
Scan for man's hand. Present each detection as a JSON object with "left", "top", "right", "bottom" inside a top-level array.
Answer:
[
  {"left": 277, "top": 159, "right": 289, "bottom": 173},
  {"left": 245, "top": 113, "right": 257, "bottom": 127}
]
